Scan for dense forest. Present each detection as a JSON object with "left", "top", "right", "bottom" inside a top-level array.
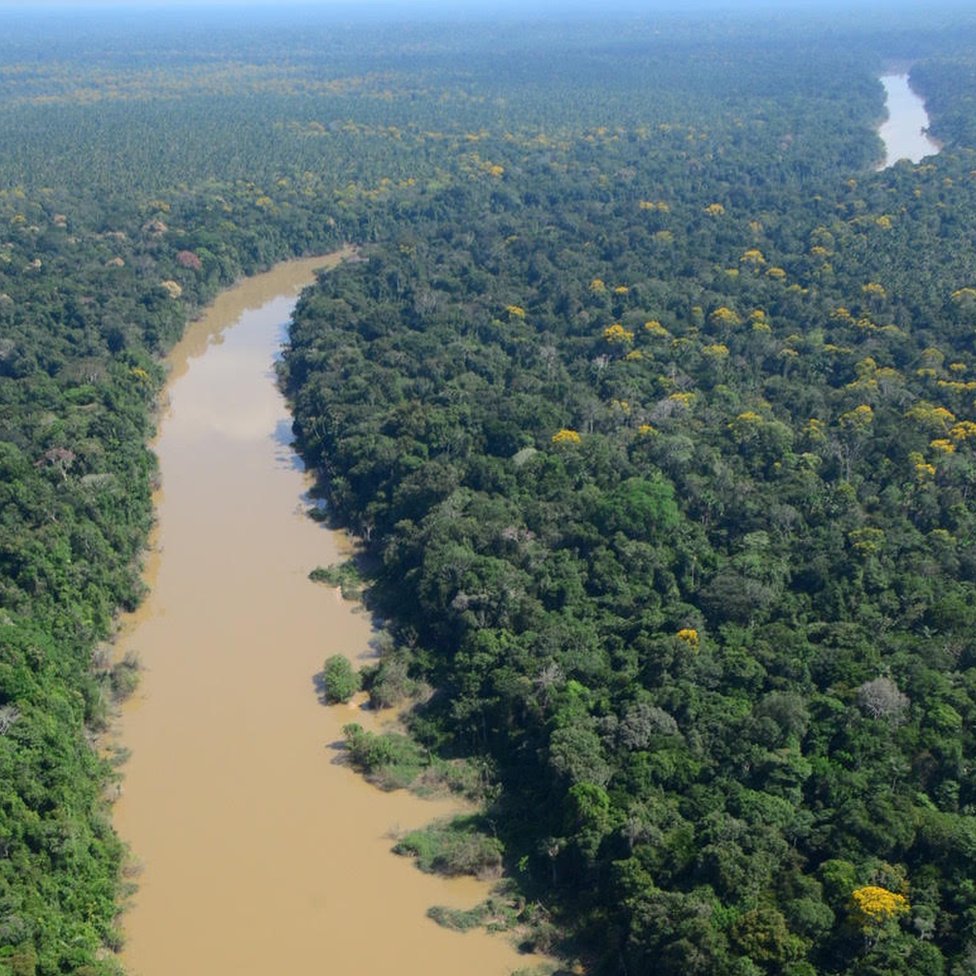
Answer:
[{"left": 4, "top": 4, "right": 976, "bottom": 975}]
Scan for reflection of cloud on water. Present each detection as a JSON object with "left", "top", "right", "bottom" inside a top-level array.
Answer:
[
  {"left": 273, "top": 417, "right": 295, "bottom": 448},
  {"left": 172, "top": 347, "right": 284, "bottom": 442},
  {"left": 272, "top": 419, "right": 308, "bottom": 472},
  {"left": 177, "top": 400, "right": 281, "bottom": 442}
]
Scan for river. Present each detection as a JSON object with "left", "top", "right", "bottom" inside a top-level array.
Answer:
[
  {"left": 112, "top": 252, "right": 533, "bottom": 976},
  {"left": 878, "top": 73, "right": 941, "bottom": 168}
]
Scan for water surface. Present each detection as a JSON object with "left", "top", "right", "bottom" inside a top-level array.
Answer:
[
  {"left": 113, "top": 253, "right": 529, "bottom": 976},
  {"left": 878, "top": 74, "right": 940, "bottom": 168}
]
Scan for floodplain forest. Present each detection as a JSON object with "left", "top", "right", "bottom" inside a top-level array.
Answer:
[{"left": 3, "top": 4, "right": 976, "bottom": 975}]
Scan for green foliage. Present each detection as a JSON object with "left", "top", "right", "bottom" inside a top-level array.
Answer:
[
  {"left": 278, "top": 12, "right": 976, "bottom": 975},
  {"left": 393, "top": 816, "right": 505, "bottom": 878},
  {"left": 321, "top": 654, "right": 361, "bottom": 704},
  {"left": 108, "top": 651, "right": 141, "bottom": 703},
  {"left": 341, "top": 722, "right": 427, "bottom": 789},
  {"left": 3, "top": 4, "right": 976, "bottom": 975},
  {"left": 309, "top": 560, "right": 363, "bottom": 600}
]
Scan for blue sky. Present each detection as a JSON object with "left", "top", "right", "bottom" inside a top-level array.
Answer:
[
  {"left": 0, "top": 0, "right": 960, "bottom": 19},
  {"left": 0, "top": 0, "right": 919, "bottom": 6}
]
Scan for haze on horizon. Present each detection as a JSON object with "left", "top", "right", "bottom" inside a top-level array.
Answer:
[{"left": 0, "top": 0, "right": 966, "bottom": 12}]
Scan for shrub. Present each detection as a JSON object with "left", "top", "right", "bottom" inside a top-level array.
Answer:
[
  {"left": 341, "top": 723, "right": 428, "bottom": 789},
  {"left": 322, "top": 655, "right": 361, "bottom": 704},
  {"left": 110, "top": 651, "right": 141, "bottom": 702},
  {"left": 393, "top": 815, "right": 504, "bottom": 878}
]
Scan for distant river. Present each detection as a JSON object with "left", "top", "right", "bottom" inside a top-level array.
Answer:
[
  {"left": 878, "top": 73, "right": 941, "bottom": 168},
  {"left": 113, "top": 253, "right": 532, "bottom": 976}
]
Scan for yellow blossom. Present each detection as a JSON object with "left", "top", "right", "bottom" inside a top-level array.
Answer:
[
  {"left": 506, "top": 304, "right": 526, "bottom": 319},
  {"left": 704, "top": 203, "right": 725, "bottom": 216},
  {"left": 850, "top": 886, "right": 910, "bottom": 929},
  {"left": 949, "top": 421, "right": 976, "bottom": 441},
  {"left": 676, "top": 628, "right": 699, "bottom": 647},
  {"left": 644, "top": 320, "right": 669, "bottom": 336},
  {"left": 709, "top": 306, "right": 741, "bottom": 327},
  {"left": 905, "top": 402, "right": 956, "bottom": 430},
  {"left": 930, "top": 438, "right": 956, "bottom": 453},
  {"left": 552, "top": 428, "right": 582, "bottom": 445},
  {"left": 604, "top": 323, "right": 634, "bottom": 345},
  {"left": 804, "top": 418, "right": 826, "bottom": 439},
  {"left": 840, "top": 405, "right": 874, "bottom": 430}
]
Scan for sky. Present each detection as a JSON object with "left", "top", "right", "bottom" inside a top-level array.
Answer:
[
  {"left": 0, "top": 0, "right": 923, "bottom": 7},
  {"left": 0, "top": 0, "right": 962, "bottom": 23}
]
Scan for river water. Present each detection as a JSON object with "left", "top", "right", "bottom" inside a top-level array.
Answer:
[
  {"left": 112, "top": 252, "right": 532, "bottom": 976},
  {"left": 878, "top": 73, "right": 941, "bottom": 167}
]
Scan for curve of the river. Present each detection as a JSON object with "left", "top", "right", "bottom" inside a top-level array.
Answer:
[
  {"left": 112, "top": 252, "right": 531, "bottom": 976},
  {"left": 878, "top": 73, "right": 941, "bottom": 168}
]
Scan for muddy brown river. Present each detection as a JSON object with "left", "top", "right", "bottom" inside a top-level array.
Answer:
[{"left": 112, "top": 252, "right": 532, "bottom": 976}]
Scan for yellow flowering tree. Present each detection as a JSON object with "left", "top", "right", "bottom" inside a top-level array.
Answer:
[
  {"left": 676, "top": 628, "right": 699, "bottom": 649},
  {"left": 709, "top": 306, "right": 741, "bottom": 329},
  {"left": 644, "top": 320, "right": 670, "bottom": 338},
  {"left": 849, "top": 885, "right": 910, "bottom": 933},
  {"left": 552, "top": 428, "right": 582, "bottom": 446},
  {"left": 905, "top": 401, "right": 955, "bottom": 432},
  {"left": 862, "top": 282, "right": 887, "bottom": 300},
  {"left": 603, "top": 323, "right": 634, "bottom": 346},
  {"left": 839, "top": 404, "right": 874, "bottom": 432}
]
